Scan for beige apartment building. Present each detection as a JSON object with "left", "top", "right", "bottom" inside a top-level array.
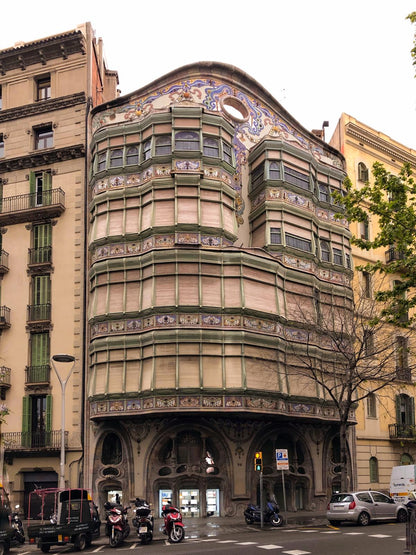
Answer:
[
  {"left": 330, "top": 114, "right": 416, "bottom": 491},
  {"left": 0, "top": 23, "right": 118, "bottom": 515},
  {"left": 86, "top": 62, "right": 355, "bottom": 517}
]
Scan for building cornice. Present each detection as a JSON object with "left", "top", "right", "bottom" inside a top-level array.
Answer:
[
  {"left": 0, "top": 92, "right": 87, "bottom": 123},
  {"left": 0, "top": 144, "right": 85, "bottom": 173},
  {"left": 0, "top": 31, "right": 86, "bottom": 74},
  {"left": 345, "top": 122, "right": 416, "bottom": 167}
]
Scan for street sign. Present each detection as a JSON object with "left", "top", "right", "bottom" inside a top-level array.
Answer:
[{"left": 276, "top": 448, "right": 289, "bottom": 470}]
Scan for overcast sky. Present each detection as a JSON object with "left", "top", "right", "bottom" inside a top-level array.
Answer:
[{"left": 2, "top": 1, "right": 415, "bottom": 149}]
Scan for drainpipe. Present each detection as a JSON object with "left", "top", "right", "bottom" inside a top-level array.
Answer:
[{"left": 80, "top": 94, "right": 92, "bottom": 488}]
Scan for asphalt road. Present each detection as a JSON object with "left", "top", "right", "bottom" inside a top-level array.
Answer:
[{"left": 17, "top": 521, "right": 408, "bottom": 554}]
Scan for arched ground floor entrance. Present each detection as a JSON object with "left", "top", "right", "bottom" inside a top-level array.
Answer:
[{"left": 88, "top": 415, "right": 355, "bottom": 517}]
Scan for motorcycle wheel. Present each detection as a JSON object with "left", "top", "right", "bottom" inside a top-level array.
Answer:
[
  {"left": 109, "top": 530, "right": 122, "bottom": 548},
  {"left": 169, "top": 525, "right": 184, "bottom": 543},
  {"left": 271, "top": 514, "right": 283, "bottom": 527},
  {"left": 140, "top": 532, "right": 153, "bottom": 545},
  {"left": 245, "top": 516, "right": 254, "bottom": 524}
]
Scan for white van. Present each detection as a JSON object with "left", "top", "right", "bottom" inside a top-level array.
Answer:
[{"left": 390, "top": 465, "right": 416, "bottom": 503}]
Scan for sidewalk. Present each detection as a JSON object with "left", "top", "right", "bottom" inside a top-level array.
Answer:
[
  {"left": 22, "top": 510, "right": 329, "bottom": 545},
  {"left": 134, "top": 510, "right": 329, "bottom": 542}
]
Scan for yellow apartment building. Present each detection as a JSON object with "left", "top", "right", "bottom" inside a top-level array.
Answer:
[
  {"left": 330, "top": 113, "right": 416, "bottom": 491},
  {"left": 0, "top": 23, "right": 118, "bottom": 515}
]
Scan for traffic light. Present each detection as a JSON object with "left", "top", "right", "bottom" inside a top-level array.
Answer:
[{"left": 254, "top": 451, "right": 263, "bottom": 471}]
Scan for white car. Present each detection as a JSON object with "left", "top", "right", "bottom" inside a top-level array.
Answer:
[{"left": 327, "top": 490, "right": 408, "bottom": 526}]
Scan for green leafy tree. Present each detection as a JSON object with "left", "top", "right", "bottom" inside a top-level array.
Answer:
[
  {"left": 335, "top": 162, "right": 416, "bottom": 326},
  {"left": 407, "top": 12, "right": 416, "bottom": 73}
]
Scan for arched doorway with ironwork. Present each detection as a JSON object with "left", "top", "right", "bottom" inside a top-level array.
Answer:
[
  {"left": 250, "top": 426, "right": 314, "bottom": 512},
  {"left": 146, "top": 421, "right": 232, "bottom": 517},
  {"left": 92, "top": 426, "right": 135, "bottom": 514}
]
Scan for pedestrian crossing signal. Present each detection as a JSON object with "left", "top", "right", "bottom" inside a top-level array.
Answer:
[{"left": 254, "top": 451, "right": 263, "bottom": 471}]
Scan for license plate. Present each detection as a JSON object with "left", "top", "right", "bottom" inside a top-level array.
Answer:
[
  {"left": 139, "top": 526, "right": 147, "bottom": 533},
  {"left": 333, "top": 505, "right": 345, "bottom": 511}
]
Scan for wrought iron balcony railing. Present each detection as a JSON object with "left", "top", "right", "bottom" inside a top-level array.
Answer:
[
  {"left": 0, "top": 188, "right": 65, "bottom": 225},
  {"left": 2, "top": 430, "right": 67, "bottom": 450},
  {"left": 389, "top": 423, "right": 416, "bottom": 440},
  {"left": 397, "top": 367, "right": 412, "bottom": 381},
  {"left": 385, "top": 247, "right": 405, "bottom": 263},
  {"left": 27, "top": 304, "right": 51, "bottom": 323},
  {"left": 28, "top": 246, "right": 52, "bottom": 266},
  {"left": 0, "top": 250, "right": 9, "bottom": 273},
  {"left": 25, "top": 365, "right": 50, "bottom": 384},
  {"left": 0, "top": 306, "right": 10, "bottom": 329},
  {"left": 0, "top": 366, "right": 11, "bottom": 388}
]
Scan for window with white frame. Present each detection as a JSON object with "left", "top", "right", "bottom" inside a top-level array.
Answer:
[
  {"left": 34, "top": 125, "right": 53, "bottom": 149},
  {"left": 36, "top": 75, "right": 51, "bottom": 101}
]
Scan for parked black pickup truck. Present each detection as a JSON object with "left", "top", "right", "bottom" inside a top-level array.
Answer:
[{"left": 27, "top": 488, "right": 100, "bottom": 552}]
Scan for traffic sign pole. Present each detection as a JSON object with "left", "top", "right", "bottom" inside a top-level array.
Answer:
[
  {"left": 260, "top": 470, "right": 263, "bottom": 529},
  {"left": 276, "top": 449, "right": 289, "bottom": 518}
]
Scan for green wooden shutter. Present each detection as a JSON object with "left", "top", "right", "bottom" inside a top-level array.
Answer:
[
  {"left": 34, "top": 223, "right": 52, "bottom": 249},
  {"left": 31, "top": 332, "right": 50, "bottom": 367},
  {"left": 22, "top": 396, "right": 32, "bottom": 447},
  {"left": 43, "top": 171, "right": 52, "bottom": 204},
  {"left": 409, "top": 397, "right": 415, "bottom": 427},
  {"left": 396, "top": 395, "right": 401, "bottom": 424},
  {"left": 33, "top": 276, "right": 50, "bottom": 305},
  {"left": 29, "top": 171, "right": 36, "bottom": 207}
]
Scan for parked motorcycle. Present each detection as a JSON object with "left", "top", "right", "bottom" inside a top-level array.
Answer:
[
  {"left": 132, "top": 498, "right": 153, "bottom": 544},
  {"left": 161, "top": 503, "right": 185, "bottom": 543},
  {"left": 10, "top": 505, "right": 25, "bottom": 545},
  {"left": 244, "top": 499, "right": 283, "bottom": 527},
  {"left": 104, "top": 501, "right": 130, "bottom": 547}
]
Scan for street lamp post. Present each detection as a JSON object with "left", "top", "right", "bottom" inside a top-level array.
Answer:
[{"left": 51, "top": 354, "right": 75, "bottom": 490}]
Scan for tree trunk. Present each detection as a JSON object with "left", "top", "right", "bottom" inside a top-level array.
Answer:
[{"left": 340, "top": 419, "right": 349, "bottom": 492}]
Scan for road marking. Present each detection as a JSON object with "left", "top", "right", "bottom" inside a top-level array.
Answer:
[
  {"left": 298, "top": 530, "right": 319, "bottom": 533},
  {"left": 282, "top": 551, "right": 311, "bottom": 555},
  {"left": 368, "top": 534, "right": 392, "bottom": 538},
  {"left": 237, "top": 541, "right": 258, "bottom": 545},
  {"left": 92, "top": 547, "right": 105, "bottom": 553},
  {"left": 218, "top": 539, "right": 238, "bottom": 543},
  {"left": 129, "top": 543, "right": 138, "bottom": 549},
  {"left": 258, "top": 546, "right": 283, "bottom": 550},
  {"left": 321, "top": 531, "right": 340, "bottom": 533},
  {"left": 201, "top": 539, "right": 218, "bottom": 541},
  {"left": 344, "top": 532, "right": 365, "bottom": 535}
]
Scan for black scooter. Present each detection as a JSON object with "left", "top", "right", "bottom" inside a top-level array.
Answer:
[
  {"left": 244, "top": 499, "right": 283, "bottom": 527},
  {"left": 10, "top": 505, "right": 24, "bottom": 545},
  {"left": 132, "top": 498, "right": 153, "bottom": 545}
]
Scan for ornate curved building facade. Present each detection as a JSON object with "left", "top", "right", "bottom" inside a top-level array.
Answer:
[{"left": 86, "top": 62, "right": 354, "bottom": 516}]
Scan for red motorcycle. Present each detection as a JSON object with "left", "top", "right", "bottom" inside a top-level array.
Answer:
[
  {"left": 104, "top": 502, "right": 130, "bottom": 547},
  {"left": 161, "top": 504, "right": 185, "bottom": 543}
]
